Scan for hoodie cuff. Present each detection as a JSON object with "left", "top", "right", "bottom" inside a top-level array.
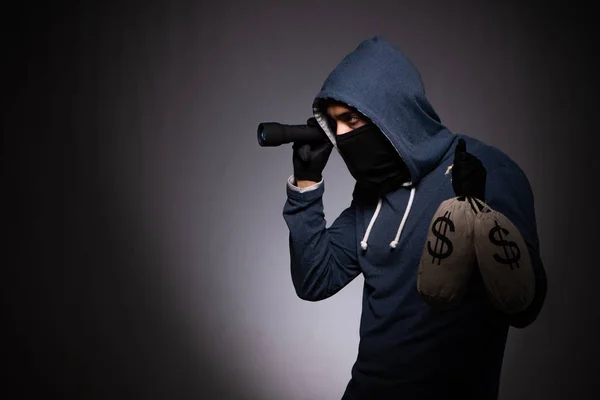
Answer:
[
  {"left": 286, "top": 175, "right": 325, "bottom": 201},
  {"left": 286, "top": 175, "right": 324, "bottom": 195}
]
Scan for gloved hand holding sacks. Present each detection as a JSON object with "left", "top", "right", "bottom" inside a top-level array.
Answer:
[{"left": 418, "top": 139, "right": 535, "bottom": 313}]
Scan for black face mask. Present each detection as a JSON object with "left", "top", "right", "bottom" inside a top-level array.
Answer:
[{"left": 335, "top": 123, "right": 410, "bottom": 196}]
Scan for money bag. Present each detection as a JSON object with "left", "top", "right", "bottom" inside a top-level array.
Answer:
[
  {"left": 473, "top": 203, "right": 536, "bottom": 314},
  {"left": 417, "top": 197, "right": 477, "bottom": 309}
]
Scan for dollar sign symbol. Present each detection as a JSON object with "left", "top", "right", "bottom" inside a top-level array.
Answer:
[
  {"left": 427, "top": 211, "right": 455, "bottom": 265},
  {"left": 489, "top": 220, "right": 521, "bottom": 269}
]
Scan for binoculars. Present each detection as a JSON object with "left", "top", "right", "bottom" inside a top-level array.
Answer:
[{"left": 257, "top": 117, "right": 329, "bottom": 147}]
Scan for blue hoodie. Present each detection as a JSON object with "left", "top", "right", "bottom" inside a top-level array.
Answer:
[{"left": 283, "top": 36, "right": 547, "bottom": 399}]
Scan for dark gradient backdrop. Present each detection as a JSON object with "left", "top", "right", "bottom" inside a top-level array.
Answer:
[{"left": 5, "top": 1, "right": 597, "bottom": 399}]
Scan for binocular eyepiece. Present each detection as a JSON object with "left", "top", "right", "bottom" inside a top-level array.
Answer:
[{"left": 257, "top": 117, "right": 329, "bottom": 147}]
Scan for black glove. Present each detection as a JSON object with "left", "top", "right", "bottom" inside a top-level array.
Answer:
[
  {"left": 452, "top": 138, "right": 486, "bottom": 202},
  {"left": 292, "top": 118, "right": 334, "bottom": 182}
]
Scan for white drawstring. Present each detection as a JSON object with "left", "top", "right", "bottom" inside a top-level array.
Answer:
[
  {"left": 360, "top": 198, "right": 382, "bottom": 250},
  {"left": 360, "top": 185, "right": 417, "bottom": 251},
  {"left": 390, "top": 187, "right": 416, "bottom": 248}
]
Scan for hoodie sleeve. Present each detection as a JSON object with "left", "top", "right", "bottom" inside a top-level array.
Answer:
[
  {"left": 283, "top": 177, "right": 362, "bottom": 301},
  {"left": 484, "top": 165, "right": 548, "bottom": 328}
]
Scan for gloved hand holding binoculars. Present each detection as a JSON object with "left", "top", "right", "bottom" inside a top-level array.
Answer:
[{"left": 257, "top": 117, "right": 333, "bottom": 185}]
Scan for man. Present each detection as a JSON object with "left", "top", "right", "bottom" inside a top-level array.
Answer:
[{"left": 282, "top": 36, "right": 547, "bottom": 399}]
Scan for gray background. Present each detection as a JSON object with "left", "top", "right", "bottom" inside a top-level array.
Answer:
[{"left": 5, "top": 1, "right": 597, "bottom": 399}]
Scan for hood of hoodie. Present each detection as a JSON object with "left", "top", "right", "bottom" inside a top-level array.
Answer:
[{"left": 313, "top": 35, "right": 456, "bottom": 185}]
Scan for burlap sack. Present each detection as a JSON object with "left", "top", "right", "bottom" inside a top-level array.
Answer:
[
  {"left": 473, "top": 204, "right": 535, "bottom": 314},
  {"left": 418, "top": 197, "right": 477, "bottom": 309}
]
